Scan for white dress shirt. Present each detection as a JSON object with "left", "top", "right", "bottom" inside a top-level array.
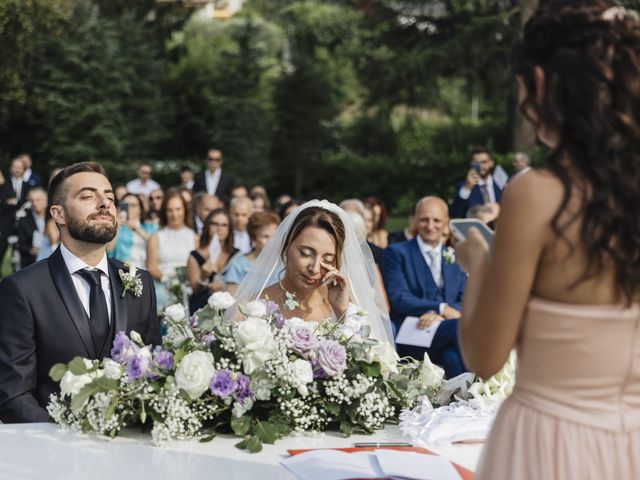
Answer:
[
  {"left": 205, "top": 168, "right": 222, "bottom": 196},
  {"left": 60, "top": 243, "right": 112, "bottom": 322},
  {"left": 458, "top": 174, "right": 497, "bottom": 203},
  {"left": 22, "top": 168, "right": 33, "bottom": 184},
  {"left": 416, "top": 236, "right": 447, "bottom": 315},
  {"left": 125, "top": 178, "right": 161, "bottom": 198},
  {"left": 11, "top": 177, "right": 23, "bottom": 200},
  {"left": 233, "top": 229, "right": 252, "bottom": 254}
]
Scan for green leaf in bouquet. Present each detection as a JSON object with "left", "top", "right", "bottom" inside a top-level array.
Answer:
[
  {"left": 361, "top": 362, "right": 381, "bottom": 378},
  {"left": 104, "top": 396, "right": 119, "bottom": 421},
  {"left": 254, "top": 420, "right": 277, "bottom": 444},
  {"left": 173, "top": 348, "right": 186, "bottom": 365},
  {"left": 245, "top": 437, "right": 263, "bottom": 453},
  {"left": 199, "top": 434, "right": 216, "bottom": 443},
  {"left": 93, "top": 377, "right": 119, "bottom": 391},
  {"left": 339, "top": 421, "right": 353, "bottom": 436},
  {"left": 325, "top": 402, "right": 340, "bottom": 416},
  {"left": 231, "top": 415, "right": 252, "bottom": 436},
  {"left": 71, "top": 384, "right": 97, "bottom": 412},
  {"left": 235, "top": 438, "right": 247, "bottom": 450},
  {"left": 68, "top": 357, "right": 89, "bottom": 375},
  {"left": 49, "top": 363, "right": 68, "bottom": 382},
  {"left": 268, "top": 413, "right": 293, "bottom": 436}
]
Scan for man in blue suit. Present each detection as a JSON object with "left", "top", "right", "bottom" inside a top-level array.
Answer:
[
  {"left": 449, "top": 147, "right": 503, "bottom": 218},
  {"left": 382, "top": 196, "right": 467, "bottom": 378}
]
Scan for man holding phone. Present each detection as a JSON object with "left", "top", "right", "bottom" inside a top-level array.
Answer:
[
  {"left": 382, "top": 196, "right": 467, "bottom": 378},
  {"left": 449, "top": 147, "right": 504, "bottom": 218}
]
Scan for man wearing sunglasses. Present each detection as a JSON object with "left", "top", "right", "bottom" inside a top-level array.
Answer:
[{"left": 192, "top": 148, "right": 236, "bottom": 204}]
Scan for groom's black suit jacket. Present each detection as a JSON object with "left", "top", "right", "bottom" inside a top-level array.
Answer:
[{"left": 0, "top": 247, "right": 161, "bottom": 423}]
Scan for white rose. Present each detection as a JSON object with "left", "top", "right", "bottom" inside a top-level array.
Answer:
[
  {"left": 421, "top": 353, "right": 445, "bottom": 387},
  {"left": 284, "top": 317, "right": 306, "bottom": 330},
  {"left": 129, "top": 330, "right": 143, "bottom": 346},
  {"left": 235, "top": 317, "right": 273, "bottom": 350},
  {"left": 60, "top": 371, "right": 92, "bottom": 397},
  {"left": 243, "top": 300, "right": 268, "bottom": 318},
  {"left": 371, "top": 341, "right": 400, "bottom": 379},
  {"left": 175, "top": 351, "right": 215, "bottom": 399},
  {"left": 165, "top": 304, "right": 187, "bottom": 322},
  {"left": 291, "top": 359, "right": 313, "bottom": 396},
  {"left": 126, "top": 261, "right": 137, "bottom": 277},
  {"left": 208, "top": 291, "right": 235, "bottom": 310},
  {"left": 102, "top": 359, "right": 123, "bottom": 380}
]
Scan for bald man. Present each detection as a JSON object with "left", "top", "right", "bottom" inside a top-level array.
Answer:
[{"left": 382, "top": 196, "right": 468, "bottom": 378}]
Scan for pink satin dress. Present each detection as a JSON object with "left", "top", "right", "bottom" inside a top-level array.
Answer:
[{"left": 477, "top": 297, "right": 640, "bottom": 479}]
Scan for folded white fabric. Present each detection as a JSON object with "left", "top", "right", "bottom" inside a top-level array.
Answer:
[{"left": 400, "top": 398, "right": 495, "bottom": 446}]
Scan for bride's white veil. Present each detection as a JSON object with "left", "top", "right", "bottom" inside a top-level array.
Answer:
[{"left": 229, "top": 199, "right": 394, "bottom": 346}]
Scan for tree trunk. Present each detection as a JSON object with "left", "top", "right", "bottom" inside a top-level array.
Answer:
[{"left": 512, "top": 0, "right": 539, "bottom": 153}]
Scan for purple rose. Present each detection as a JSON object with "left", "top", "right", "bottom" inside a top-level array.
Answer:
[
  {"left": 233, "top": 374, "right": 253, "bottom": 403},
  {"left": 210, "top": 369, "right": 235, "bottom": 398},
  {"left": 153, "top": 346, "right": 174, "bottom": 370},
  {"left": 289, "top": 324, "right": 316, "bottom": 357},
  {"left": 126, "top": 353, "right": 150, "bottom": 381},
  {"left": 311, "top": 357, "right": 328, "bottom": 379},
  {"left": 316, "top": 340, "right": 347, "bottom": 377},
  {"left": 266, "top": 300, "right": 280, "bottom": 316},
  {"left": 111, "top": 331, "right": 137, "bottom": 365},
  {"left": 273, "top": 313, "right": 285, "bottom": 329}
]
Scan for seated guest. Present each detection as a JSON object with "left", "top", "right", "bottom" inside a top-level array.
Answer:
[
  {"left": 224, "top": 211, "right": 280, "bottom": 295},
  {"left": 108, "top": 193, "right": 159, "bottom": 269},
  {"left": 230, "top": 196, "right": 253, "bottom": 254},
  {"left": 278, "top": 199, "right": 300, "bottom": 220},
  {"left": 251, "top": 191, "right": 270, "bottom": 214},
  {"left": 364, "top": 196, "right": 389, "bottom": 249},
  {"left": 16, "top": 188, "right": 47, "bottom": 268},
  {"left": 146, "top": 190, "right": 198, "bottom": 313},
  {"left": 187, "top": 209, "right": 236, "bottom": 313},
  {"left": 35, "top": 217, "right": 59, "bottom": 262},
  {"left": 114, "top": 185, "right": 127, "bottom": 204},
  {"left": 180, "top": 165, "right": 195, "bottom": 190},
  {"left": 382, "top": 196, "right": 467, "bottom": 378},
  {"left": 125, "top": 163, "right": 161, "bottom": 199},
  {"left": 467, "top": 204, "right": 499, "bottom": 230},
  {"left": 18, "top": 154, "right": 43, "bottom": 188},
  {"left": 388, "top": 208, "right": 417, "bottom": 244},
  {"left": 231, "top": 185, "right": 249, "bottom": 199},
  {"left": 146, "top": 188, "right": 164, "bottom": 225},
  {"left": 192, "top": 192, "right": 222, "bottom": 236}
]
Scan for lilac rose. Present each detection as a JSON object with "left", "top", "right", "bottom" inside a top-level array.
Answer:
[
  {"left": 153, "top": 346, "right": 174, "bottom": 370},
  {"left": 233, "top": 374, "right": 253, "bottom": 403},
  {"left": 289, "top": 324, "right": 317, "bottom": 357},
  {"left": 111, "top": 331, "right": 138, "bottom": 365},
  {"left": 316, "top": 340, "right": 347, "bottom": 377},
  {"left": 126, "top": 352, "right": 150, "bottom": 381},
  {"left": 210, "top": 369, "right": 236, "bottom": 398}
]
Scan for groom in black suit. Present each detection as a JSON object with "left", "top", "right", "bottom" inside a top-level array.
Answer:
[{"left": 0, "top": 162, "right": 161, "bottom": 423}]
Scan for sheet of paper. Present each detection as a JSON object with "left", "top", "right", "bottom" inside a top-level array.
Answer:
[
  {"left": 208, "top": 233, "right": 221, "bottom": 266},
  {"left": 395, "top": 316, "right": 440, "bottom": 348},
  {"left": 374, "top": 450, "right": 462, "bottom": 480},
  {"left": 493, "top": 165, "right": 509, "bottom": 190},
  {"left": 280, "top": 450, "right": 383, "bottom": 480}
]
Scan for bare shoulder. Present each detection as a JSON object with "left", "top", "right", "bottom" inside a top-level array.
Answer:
[{"left": 502, "top": 169, "right": 564, "bottom": 219}]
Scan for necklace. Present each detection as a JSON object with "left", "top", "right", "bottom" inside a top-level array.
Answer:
[{"left": 278, "top": 280, "right": 328, "bottom": 320}]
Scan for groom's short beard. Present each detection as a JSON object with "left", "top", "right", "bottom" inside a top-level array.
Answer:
[{"left": 66, "top": 212, "right": 117, "bottom": 244}]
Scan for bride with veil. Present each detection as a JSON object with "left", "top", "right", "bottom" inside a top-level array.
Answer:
[{"left": 229, "top": 199, "right": 395, "bottom": 346}]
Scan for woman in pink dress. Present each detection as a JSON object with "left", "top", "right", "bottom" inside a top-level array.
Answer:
[{"left": 456, "top": 2, "right": 640, "bottom": 478}]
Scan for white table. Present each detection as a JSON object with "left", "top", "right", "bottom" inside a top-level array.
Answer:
[{"left": 0, "top": 423, "right": 481, "bottom": 479}]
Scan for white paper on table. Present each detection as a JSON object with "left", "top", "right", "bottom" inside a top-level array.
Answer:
[
  {"left": 374, "top": 450, "right": 462, "bottom": 480},
  {"left": 395, "top": 316, "right": 441, "bottom": 348},
  {"left": 493, "top": 165, "right": 509, "bottom": 190},
  {"left": 208, "top": 233, "right": 221, "bottom": 266},
  {"left": 280, "top": 450, "right": 383, "bottom": 480}
]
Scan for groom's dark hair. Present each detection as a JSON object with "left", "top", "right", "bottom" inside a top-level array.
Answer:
[{"left": 48, "top": 162, "right": 108, "bottom": 211}]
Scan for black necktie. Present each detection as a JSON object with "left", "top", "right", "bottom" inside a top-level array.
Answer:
[
  {"left": 77, "top": 269, "right": 110, "bottom": 353},
  {"left": 480, "top": 183, "right": 491, "bottom": 204}
]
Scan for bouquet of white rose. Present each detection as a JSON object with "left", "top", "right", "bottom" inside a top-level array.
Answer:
[{"left": 47, "top": 293, "right": 450, "bottom": 452}]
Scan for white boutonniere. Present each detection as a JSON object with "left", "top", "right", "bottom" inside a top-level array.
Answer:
[
  {"left": 442, "top": 247, "right": 456, "bottom": 264},
  {"left": 118, "top": 261, "right": 143, "bottom": 298}
]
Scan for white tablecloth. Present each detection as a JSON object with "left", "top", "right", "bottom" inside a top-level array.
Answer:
[{"left": 0, "top": 423, "right": 481, "bottom": 479}]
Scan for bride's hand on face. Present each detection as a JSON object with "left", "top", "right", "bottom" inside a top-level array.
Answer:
[{"left": 321, "top": 261, "right": 349, "bottom": 320}]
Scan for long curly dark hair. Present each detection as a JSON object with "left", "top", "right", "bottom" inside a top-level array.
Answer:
[{"left": 512, "top": 0, "right": 640, "bottom": 302}]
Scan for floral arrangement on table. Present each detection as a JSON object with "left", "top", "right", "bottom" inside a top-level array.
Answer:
[{"left": 47, "top": 293, "right": 464, "bottom": 452}]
